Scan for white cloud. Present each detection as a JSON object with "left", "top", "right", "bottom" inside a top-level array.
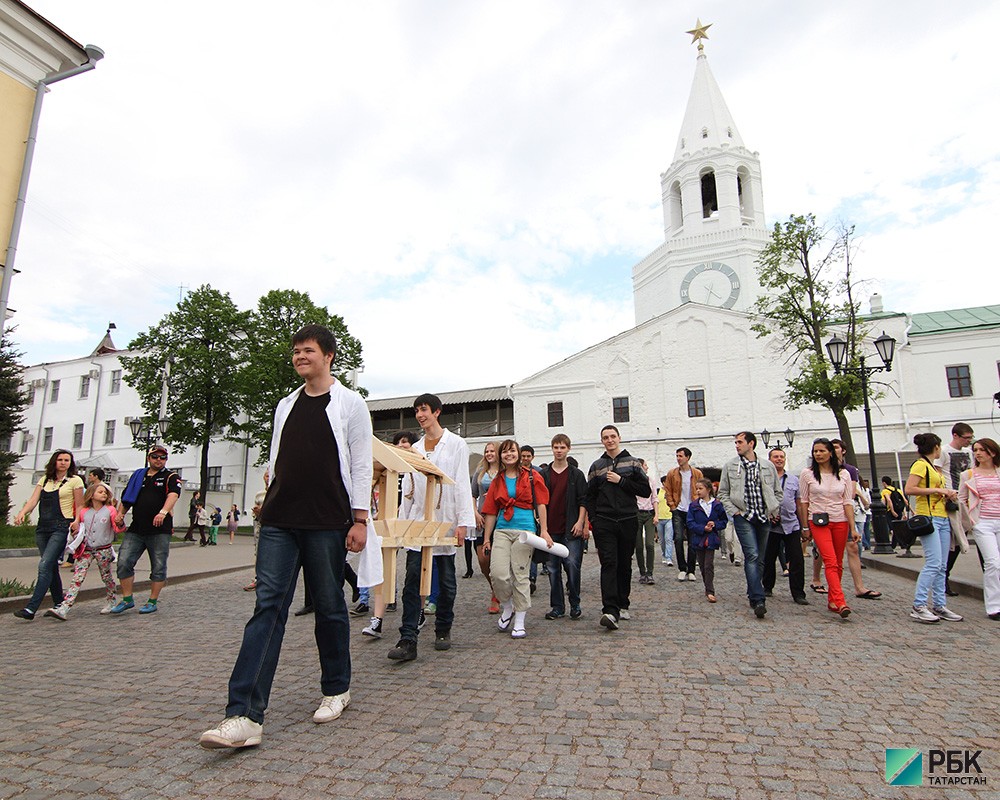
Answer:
[{"left": 9, "top": 0, "right": 999, "bottom": 392}]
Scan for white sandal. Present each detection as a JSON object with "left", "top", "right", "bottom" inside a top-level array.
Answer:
[{"left": 511, "top": 627, "right": 526, "bottom": 639}]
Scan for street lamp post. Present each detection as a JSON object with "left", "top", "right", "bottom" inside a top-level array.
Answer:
[
  {"left": 825, "top": 331, "right": 897, "bottom": 555},
  {"left": 129, "top": 416, "right": 171, "bottom": 459},
  {"left": 761, "top": 427, "right": 795, "bottom": 450}
]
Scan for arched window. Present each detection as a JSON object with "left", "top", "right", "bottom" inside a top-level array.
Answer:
[
  {"left": 668, "top": 181, "right": 683, "bottom": 231},
  {"left": 700, "top": 170, "right": 718, "bottom": 218},
  {"left": 737, "top": 165, "right": 754, "bottom": 219}
]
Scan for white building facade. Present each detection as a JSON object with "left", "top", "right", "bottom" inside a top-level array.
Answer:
[{"left": 9, "top": 333, "right": 268, "bottom": 521}]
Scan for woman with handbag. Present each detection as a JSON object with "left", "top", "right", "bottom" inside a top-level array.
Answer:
[
  {"left": 958, "top": 437, "right": 1000, "bottom": 620},
  {"left": 481, "top": 439, "right": 552, "bottom": 639},
  {"left": 798, "top": 438, "right": 856, "bottom": 618},
  {"left": 905, "top": 433, "right": 963, "bottom": 624}
]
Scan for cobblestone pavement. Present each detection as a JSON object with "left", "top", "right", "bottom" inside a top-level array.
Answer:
[{"left": 1, "top": 550, "right": 996, "bottom": 800}]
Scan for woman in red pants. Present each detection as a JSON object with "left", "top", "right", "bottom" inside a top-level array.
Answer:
[{"left": 798, "top": 438, "right": 858, "bottom": 618}]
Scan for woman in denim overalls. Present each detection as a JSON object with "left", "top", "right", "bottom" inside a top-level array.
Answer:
[{"left": 12, "top": 449, "right": 85, "bottom": 620}]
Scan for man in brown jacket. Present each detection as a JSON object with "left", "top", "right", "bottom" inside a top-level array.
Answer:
[{"left": 665, "top": 447, "right": 703, "bottom": 581}]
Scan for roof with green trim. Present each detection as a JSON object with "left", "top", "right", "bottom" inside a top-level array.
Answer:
[{"left": 908, "top": 305, "right": 1000, "bottom": 336}]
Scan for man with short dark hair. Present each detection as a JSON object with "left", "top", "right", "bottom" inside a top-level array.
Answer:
[
  {"left": 540, "top": 434, "right": 588, "bottom": 620},
  {"left": 111, "top": 445, "right": 181, "bottom": 615},
  {"left": 937, "top": 422, "right": 977, "bottom": 591},
  {"left": 585, "top": 425, "right": 651, "bottom": 630},
  {"left": 87, "top": 467, "right": 106, "bottom": 485},
  {"left": 387, "top": 393, "right": 475, "bottom": 662},
  {"left": 764, "top": 448, "right": 808, "bottom": 605},
  {"left": 718, "top": 431, "right": 780, "bottom": 618},
  {"left": 665, "top": 447, "right": 703, "bottom": 582},
  {"left": 200, "top": 323, "right": 373, "bottom": 749}
]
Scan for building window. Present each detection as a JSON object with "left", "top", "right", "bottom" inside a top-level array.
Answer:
[
  {"left": 207, "top": 466, "right": 222, "bottom": 492},
  {"left": 110, "top": 370, "right": 122, "bottom": 395},
  {"left": 20, "top": 433, "right": 30, "bottom": 454},
  {"left": 547, "top": 402, "right": 564, "bottom": 428},
  {"left": 73, "top": 423, "right": 84, "bottom": 449},
  {"left": 700, "top": 170, "right": 718, "bottom": 218},
  {"left": 686, "top": 388, "right": 706, "bottom": 417},
  {"left": 104, "top": 419, "right": 116, "bottom": 445},
  {"left": 612, "top": 396, "right": 630, "bottom": 424},
  {"left": 43, "top": 427, "right": 53, "bottom": 450},
  {"left": 79, "top": 376, "right": 90, "bottom": 399},
  {"left": 26, "top": 387, "right": 35, "bottom": 406},
  {"left": 50, "top": 380, "right": 60, "bottom": 402},
  {"left": 0, "top": 435, "right": 10, "bottom": 451},
  {"left": 946, "top": 365, "right": 972, "bottom": 398}
]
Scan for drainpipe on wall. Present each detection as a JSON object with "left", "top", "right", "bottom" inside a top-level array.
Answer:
[{"left": 0, "top": 44, "right": 105, "bottom": 336}]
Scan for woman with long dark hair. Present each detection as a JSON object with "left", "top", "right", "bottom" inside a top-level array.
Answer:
[
  {"left": 12, "top": 449, "right": 85, "bottom": 620},
  {"left": 798, "top": 439, "right": 856, "bottom": 618},
  {"left": 906, "top": 433, "right": 963, "bottom": 624}
]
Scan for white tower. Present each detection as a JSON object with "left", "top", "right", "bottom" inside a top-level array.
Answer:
[{"left": 632, "top": 22, "right": 770, "bottom": 324}]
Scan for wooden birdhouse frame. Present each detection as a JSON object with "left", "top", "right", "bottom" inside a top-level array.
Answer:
[{"left": 371, "top": 436, "right": 455, "bottom": 602}]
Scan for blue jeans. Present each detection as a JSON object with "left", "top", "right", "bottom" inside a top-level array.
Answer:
[
  {"left": 548, "top": 534, "right": 584, "bottom": 614},
  {"left": 914, "top": 517, "right": 949, "bottom": 610},
  {"left": 657, "top": 520, "right": 672, "bottom": 559},
  {"left": 400, "top": 551, "right": 456, "bottom": 641},
  {"left": 117, "top": 531, "right": 171, "bottom": 582},
  {"left": 226, "top": 525, "right": 350, "bottom": 724},
  {"left": 732, "top": 514, "right": 769, "bottom": 605},
  {"left": 26, "top": 522, "right": 68, "bottom": 613}
]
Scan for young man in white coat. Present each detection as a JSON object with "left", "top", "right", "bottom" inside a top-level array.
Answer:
[{"left": 200, "top": 324, "right": 374, "bottom": 749}]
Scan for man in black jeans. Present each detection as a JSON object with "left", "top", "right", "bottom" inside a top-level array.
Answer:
[
  {"left": 762, "top": 448, "right": 809, "bottom": 605},
  {"left": 584, "top": 425, "right": 651, "bottom": 631}
]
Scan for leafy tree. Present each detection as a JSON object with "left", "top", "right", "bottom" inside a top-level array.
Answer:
[
  {"left": 233, "top": 289, "right": 365, "bottom": 464},
  {"left": 0, "top": 333, "right": 26, "bottom": 521},
  {"left": 120, "top": 285, "right": 250, "bottom": 500},
  {"left": 751, "top": 213, "right": 870, "bottom": 461}
]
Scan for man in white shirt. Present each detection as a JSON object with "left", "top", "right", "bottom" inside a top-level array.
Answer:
[
  {"left": 937, "top": 422, "right": 976, "bottom": 592},
  {"left": 388, "top": 393, "right": 476, "bottom": 661}
]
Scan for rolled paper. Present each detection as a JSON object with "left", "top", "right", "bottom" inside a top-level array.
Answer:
[{"left": 518, "top": 530, "right": 570, "bottom": 559}]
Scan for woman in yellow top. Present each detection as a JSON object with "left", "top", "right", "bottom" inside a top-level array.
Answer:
[
  {"left": 656, "top": 475, "right": 673, "bottom": 567},
  {"left": 905, "top": 433, "right": 962, "bottom": 624},
  {"left": 12, "top": 449, "right": 85, "bottom": 621}
]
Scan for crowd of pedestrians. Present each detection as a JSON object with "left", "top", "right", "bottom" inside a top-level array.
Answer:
[{"left": 7, "top": 323, "right": 996, "bottom": 751}]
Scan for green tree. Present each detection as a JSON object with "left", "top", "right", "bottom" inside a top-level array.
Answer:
[
  {"left": 0, "top": 333, "right": 26, "bottom": 521},
  {"left": 751, "top": 213, "right": 869, "bottom": 461},
  {"left": 233, "top": 289, "right": 365, "bottom": 464},
  {"left": 120, "top": 285, "right": 250, "bottom": 500}
]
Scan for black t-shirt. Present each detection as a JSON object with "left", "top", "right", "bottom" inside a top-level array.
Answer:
[
  {"left": 260, "top": 391, "right": 352, "bottom": 530},
  {"left": 128, "top": 469, "right": 183, "bottom": 535}
]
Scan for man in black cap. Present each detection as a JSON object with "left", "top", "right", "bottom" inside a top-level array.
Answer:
[{"left": 110, "top": 444, "right": 182, "bottom": 614}]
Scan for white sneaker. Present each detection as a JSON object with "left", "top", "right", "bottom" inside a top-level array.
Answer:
[
  {"left": 362, "top": 616, "right": 383, "bottom": 638},
  {"left": 932, "top": 606, "right": 964, "bottom": 622},
  {"left": 44, "top": 604, "right": 68, "bottom": 621},
  {"left": 687, "top": 573, "right": 697, "bottom": 582},
  {"left": 313, "top": 690, "right": 350, "bottom": 723},
  {"left": 910, "top": 605, "right": 940, "bottom": 624},
  {"left": 677, "top": 571, "right": 686, "bottom": 582},
  {"left": 665, "top": 559, "right": 673, "bottom": 567},
  {"left": 199, "top": 716, "right": 263, "bottom": 749},
  {"left": 619, "top": 609, "right": 631, "bottom": 620},
  {"left": 100, "top": 600, "right": 116, "bottom": 615}
]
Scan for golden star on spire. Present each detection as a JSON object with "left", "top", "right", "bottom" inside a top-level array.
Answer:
[{"left": 686, "top": 18, "right": 712, "bottom": 51}]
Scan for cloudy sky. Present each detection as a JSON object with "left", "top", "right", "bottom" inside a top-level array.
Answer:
[{"left": 11, "top": 0, "right": 1000, "bottom": 398}]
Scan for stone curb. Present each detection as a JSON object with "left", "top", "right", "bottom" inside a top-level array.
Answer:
[{"left": 860, "top": 553, "right": 984, "bottom": 601}]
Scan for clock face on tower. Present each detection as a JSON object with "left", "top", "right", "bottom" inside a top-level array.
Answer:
[{"left": 679, "top": 262, "right": 741, "bottom": 308}]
